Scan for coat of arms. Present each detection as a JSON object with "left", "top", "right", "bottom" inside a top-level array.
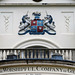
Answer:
[{"left": 18, "top": 12, "right": 56, "bottom": 35}]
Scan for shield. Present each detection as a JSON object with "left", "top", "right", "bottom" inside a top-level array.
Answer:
[{"left": 30, "top": 20, "right": 44, "bottom": 34}]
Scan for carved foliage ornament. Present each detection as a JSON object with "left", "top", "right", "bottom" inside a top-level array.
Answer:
[
  {"left": 3, "top": 15, "right": 10, "bottom": 32},
  {"left": 18, "top": 12, "right": 56, "bottom": 35},
  {"left": 64, "top": 16, "right": 71, "bottom": 32}
]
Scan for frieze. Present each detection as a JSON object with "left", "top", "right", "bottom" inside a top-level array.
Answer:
[{"left": 0, "top": 66, "right": 75, "bottom": 74}]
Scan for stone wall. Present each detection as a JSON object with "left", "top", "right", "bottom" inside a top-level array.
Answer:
[{"left": 0, "top": 0, "right": 75, "bottom": 48}]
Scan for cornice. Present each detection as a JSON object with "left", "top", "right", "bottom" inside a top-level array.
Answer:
[{"left": 0, "top": 3, "right": 75, "bottom": 6}]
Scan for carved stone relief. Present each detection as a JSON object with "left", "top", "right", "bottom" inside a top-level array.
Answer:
[
  {"left": 61, "top": 12, "right": 74, "bottom": 34},
  {"left": 0, "top": 12, "right": 13, "bottom": 34},
  {"left": 64, "top": 16, "right": 71, "bottom": 32},
  {"left": 3, "top": 15, "right": 10, "bottom": 32}
]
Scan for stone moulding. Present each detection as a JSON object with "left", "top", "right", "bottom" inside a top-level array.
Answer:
[
  {"left": 0, "top": 3, "right": 75, "bottom": 6},
  {"left": 0, "top": 60, "right": 75, "bottom": 75}
]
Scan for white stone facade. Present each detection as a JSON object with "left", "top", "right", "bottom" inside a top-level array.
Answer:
[{"left": 0, "top": 0, "right": 75, "bottom": 48}]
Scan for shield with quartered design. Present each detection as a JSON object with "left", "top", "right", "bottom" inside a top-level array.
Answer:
[{"left": 30, "top": 20, "right": 44, "bottom": 34}]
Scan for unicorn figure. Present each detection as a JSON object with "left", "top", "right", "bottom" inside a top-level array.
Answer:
[
  {"left": 43, "top": 13, "right": 56, "bottom": 35},
  {"left": 18, "top": 12, "right": 31, "bottom": 35}
]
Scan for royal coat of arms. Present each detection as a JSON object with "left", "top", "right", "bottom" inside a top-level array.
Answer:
[{"left": 18, "top": 12, "right": 56, "bottom": 35}]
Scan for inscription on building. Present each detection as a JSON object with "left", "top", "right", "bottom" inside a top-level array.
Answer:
[{"left": 0, "top": 66, "right": 75, "bottom": 74}]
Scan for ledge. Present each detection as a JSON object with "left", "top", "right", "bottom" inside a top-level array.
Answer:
[
  {"left": 0, "top": 59, "right": 75, "bottom": 75},
  {"left": 0, "top": 3, "right": 75, "bottom": 6},
  {"left": 0, "top": 59, "right": 75, "bottom": 67}
]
